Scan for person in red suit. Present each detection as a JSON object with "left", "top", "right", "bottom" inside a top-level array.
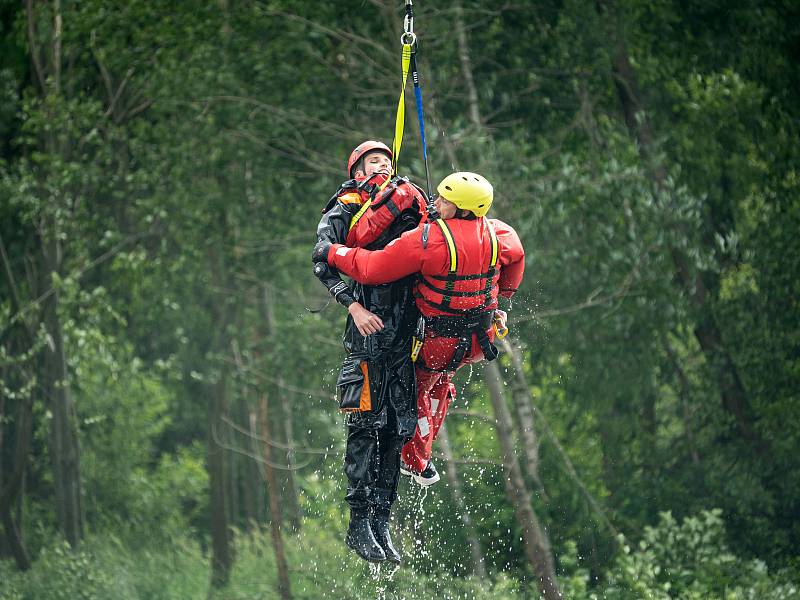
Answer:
[{"left": 313, "top": 171, "right": 525, "bottom": 488}]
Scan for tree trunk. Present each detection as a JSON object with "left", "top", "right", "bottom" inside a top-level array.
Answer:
[
  {"left": 247, "top": 409, "right": 267, "bottom": 526},
  {"left": 0, "top": 236, "right": 36, "bottom": 569},
  {"left": 261, "top": 285, "right": 301, "bottom": 532},
  {"left": 41, "top": 223, "right": 84, "bottom": 548},
  {"left": 279, "top": 374, "right": 302, "bottom": 532},
  {"left": 663, "top": 339, "right": 702, "bottom": 466},
  {"left": 225, "top": 426, "right": 241, "bottom": 527},
  {"left": 26, "top": 0, "right": 83, "bottom": 549},
  {"left": 208, "top": 366, "right": 233, "bottom": 589},
  {"left": 500, "top": 340, "right": 546, "bottom": 495},
  {"left": 0, "top": 382, "right": 34, "bottom": 570},
  {"left": 499, "top": 339, "right": 620, "bottom": 538},
  {"left": 1, "top": 503, "right": 31, "bottom": 571},
  {"left": 455, "top": 0, "right": 482, "bottom": 129},
  {"left": 257, "top": 396, "right": 292, "bottom": 600},
  {"left": 485, "top": 361, "right": 561, "bottom": 599},
  {"left": 206, "top": 210, "right": 238, "bottom": 589},
  {"left": 438, "top": 422, "right": 487, "bottom": 578},
  {"left": 240, "top": 400, "right": 259, "bottom": 529},
  {"left": 596, "top": 0, "right": 762, "bottom": 450}
]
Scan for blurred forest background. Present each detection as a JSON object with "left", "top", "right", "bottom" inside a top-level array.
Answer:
[{"left": 1, "top": 1, "right": 799, "bottom": 598}]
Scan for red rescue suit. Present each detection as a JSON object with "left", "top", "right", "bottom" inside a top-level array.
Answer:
[{"left": 327, "top": 216, "right": 525, "bottom": 472}]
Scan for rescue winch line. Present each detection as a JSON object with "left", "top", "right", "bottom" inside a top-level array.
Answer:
[
  {"left": 391, "top": 42, "right": 412, "bottom": 176},
  {"left": 392, "top": 0, "right": 439, "bottom": 220}
]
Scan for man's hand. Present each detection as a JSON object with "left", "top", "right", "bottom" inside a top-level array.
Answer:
[
  {"left": 312, "top": 240, "right": 332, "bottom": 263},
  {"left": 493, "top": 309, "right": 508, "bottom": 338},
  {"left": 348, "top": 302, "right": 384, "bottom": 336}
]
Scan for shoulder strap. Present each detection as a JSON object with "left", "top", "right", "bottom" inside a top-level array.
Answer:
[
  {"left": 349, "top": 199, "right": 372, "bottom": 231},
  {"left": 434, "top": 218, "right": 458, "bottom": 273},
  {"left": 486, "top": 219, "right": 498, "bottom": 268}
]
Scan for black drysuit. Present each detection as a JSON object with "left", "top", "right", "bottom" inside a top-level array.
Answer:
[{"left": 314, "top": 176, "right": 423, "bottom": 514}]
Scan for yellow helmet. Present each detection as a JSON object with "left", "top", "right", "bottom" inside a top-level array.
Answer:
[{"left": 436, "top": 172, "right": 493, "bottom": 217}]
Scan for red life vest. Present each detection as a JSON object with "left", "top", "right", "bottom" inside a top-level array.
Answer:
[
  {"left": 415, "top": 217, "right": 500, "bottom": 317},
  {"left": 346, "top": 175, "right": 427, "bottom": 248}
]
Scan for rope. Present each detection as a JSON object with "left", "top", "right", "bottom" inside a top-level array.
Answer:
[
  {"left": 410, "top": 49, "right": 433, "bottom": 203},
  {"left": 391, "top": 43, "right": 413, "bottom": 175},
  {"left": 392, "top": 0, "right": 439, "bottom": 219}
]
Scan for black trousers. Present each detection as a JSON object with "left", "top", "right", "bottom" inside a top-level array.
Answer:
[{"left": 343, "top": 416, "right": 404, "bottom": 514}]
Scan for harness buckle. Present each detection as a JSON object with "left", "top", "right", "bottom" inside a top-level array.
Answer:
[{"left": 410, "top": 316, "right": 425, "bottom": 362}]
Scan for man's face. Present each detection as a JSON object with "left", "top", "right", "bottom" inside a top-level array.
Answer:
[
  {"left": 356, "top": 151, "right": 392, "bottom": 178},
  {"left": 435, "top": 195, "right": 458, "bottom": 219}
]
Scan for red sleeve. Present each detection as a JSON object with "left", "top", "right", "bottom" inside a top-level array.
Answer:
[
  {"left": 328, "top": 227, "right": 425, "bottom": 285},
  {"left": 491, "top": 219, "right": 525, "bottom": 297},
  {"left": 345, "top": 202, "right": 392, "bottom": 247},
  {"left": 345, "top": 182, "right": 423, "bottom": 247}
]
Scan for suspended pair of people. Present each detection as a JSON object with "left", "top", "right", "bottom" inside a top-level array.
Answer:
[{"left": 312, "top": 141, "right": 525, "bottom": 564}]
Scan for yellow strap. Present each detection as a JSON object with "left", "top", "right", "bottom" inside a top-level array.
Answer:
[
  {"left": 486, "top": 219, "right": 498, "bottom": 267},
  {"left": 391, "top": 44, "right": 413, "bottom": 175},
  {"left": 435, "top": 219, "right": 458, "bottom": 273},
  {"left": 349, "top": 199, "right": 372, "bottom": 230}
]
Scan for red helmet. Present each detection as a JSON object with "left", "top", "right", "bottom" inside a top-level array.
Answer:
[{"left": 347, "top": 140, "right": 392, "bottom": 178}]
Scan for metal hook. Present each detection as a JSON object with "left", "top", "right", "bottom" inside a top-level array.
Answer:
[
  {"left": 404, "top": 12, "right": 414, "bottom": 33},
  {"left": 400, "top": 31, "right": 417, "bottom": 46}
]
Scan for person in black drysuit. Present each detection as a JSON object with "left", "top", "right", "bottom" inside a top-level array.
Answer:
[{"left": 313, "top": 141, "right": 427, "bottom": 563}]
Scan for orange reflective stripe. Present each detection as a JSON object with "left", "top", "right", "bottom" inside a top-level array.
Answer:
[
  {"left": 359, "top": 361, "right": 372, "bottom": 411},
  {"left": 339, "top": 192, "right": 363, "bottom": 205}
]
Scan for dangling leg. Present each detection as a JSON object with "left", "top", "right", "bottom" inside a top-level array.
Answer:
[
  {"left": 400, "top": 367, "right": 441, "bottom": 475},
  {"left": 429, "top": 372, "right": 455, "bottom": 442},
  {"left": 370, "top": 425, "right": 403, "bottom": 564},
  {"left": 343, "top": 424, "right": 385, "bottom": 562}
]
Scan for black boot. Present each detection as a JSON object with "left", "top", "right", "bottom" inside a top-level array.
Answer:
[
  {"left": 346, "top": 511, "right": 386, "bottom": 563},
  {"left": 371, "top": 509, "right": 401, "bottom": 564}
]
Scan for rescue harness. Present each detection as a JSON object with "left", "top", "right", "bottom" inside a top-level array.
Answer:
[{"left": 414, "top": 218, "right": 501, "bottom": 371}]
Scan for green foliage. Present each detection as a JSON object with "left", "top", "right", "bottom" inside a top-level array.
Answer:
[
  {"left": 600, "top": 510, "right": 800, "bottom": 599},
  {"left": 1, "top": 0, "right": 799, "bottom": 595},
  {"left": 0, "top": 539, "right": 120, "bottom": 600},
  {"left": 0, "top": 527, "right": 526, "bottom": 600},
  {"left": 4, "top": 511, "right": 796, "bottom": 599},
  {"left": 0, "top": 533, "right": 207, "bottom": 600}
]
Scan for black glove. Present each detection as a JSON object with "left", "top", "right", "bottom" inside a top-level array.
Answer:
[
  {"left": 313, "top": 262, "right": 330, "bottom": 279},
  {"left": 312, "top": 240, "right": 332, "bottom": 263}
]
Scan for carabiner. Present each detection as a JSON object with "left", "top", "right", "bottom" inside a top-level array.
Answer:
[
  {"left": 400, "top": 31, "right": 416, "bottom": 46},
  {"left": 402, "top": 0, "right": 415, "bottom": 46}
]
